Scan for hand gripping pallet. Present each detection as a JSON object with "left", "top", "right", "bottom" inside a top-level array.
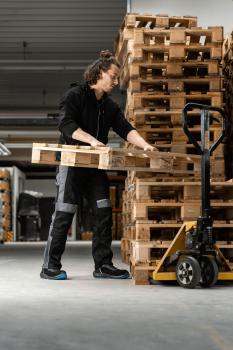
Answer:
[{"left": 152, "top": 103, "right": 233, "bottom": 288}]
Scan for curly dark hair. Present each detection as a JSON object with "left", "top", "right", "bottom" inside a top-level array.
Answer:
[{"left": 84, "top": 50, "right": 121, "bottom": 85}]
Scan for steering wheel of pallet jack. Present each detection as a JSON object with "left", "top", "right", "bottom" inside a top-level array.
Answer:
[
  {"left": 199, "top": 255, "right": 218, "bottom": 288},
  {"left": 176, "top": 256, "right": 201, "bottom": 289}
]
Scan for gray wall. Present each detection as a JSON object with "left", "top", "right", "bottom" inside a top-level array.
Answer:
[
  {"left": 25, "top": 179, "right": 56, "bottom": 197},
  {"left": 131, "top": 0, "right": 233, "bottom": 34}
]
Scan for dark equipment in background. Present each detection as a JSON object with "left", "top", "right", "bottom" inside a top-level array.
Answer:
[{"left": 17, "top": 192, "right": 41, "bottom": 241}]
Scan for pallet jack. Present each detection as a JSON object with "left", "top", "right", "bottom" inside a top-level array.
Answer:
[{"left": 152, "top": 103, "right": 233, "bottom": 288}]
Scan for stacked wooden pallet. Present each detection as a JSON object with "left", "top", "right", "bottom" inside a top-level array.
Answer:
[
  {"left": 121, "top": 177, "right": 233, "bottom": 283},
  {"left": 115, "top": 14, "right": 226, "bottom": 284},
  {"left": 115, "top": 13, "right": 198, "bottom": 67},
  {"left": 0, "top": 169, "right": 11, "bottom": 243},
  {"left": 223, "top": 29, "right": 233, "bottom": 179}
]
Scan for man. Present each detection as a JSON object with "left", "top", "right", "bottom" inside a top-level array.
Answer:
[{"left": 40, "top": 50, "right": 156, "bottom": 280}]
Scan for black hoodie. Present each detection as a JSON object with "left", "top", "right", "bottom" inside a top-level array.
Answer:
[{"left": 58, "top": 83, "right": 135, "bottom": 146}]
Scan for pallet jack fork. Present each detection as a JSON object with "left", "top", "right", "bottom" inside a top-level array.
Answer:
[{"left": 152, "top": 103, "right": 233, "bottom": 288}]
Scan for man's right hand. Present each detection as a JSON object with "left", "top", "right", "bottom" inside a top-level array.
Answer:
[
  {"left": 72, "top": 128, "right": 106, "bottom": 147},
  {"left": 90, "top": 138, "right": 105, "bottom": 147}
]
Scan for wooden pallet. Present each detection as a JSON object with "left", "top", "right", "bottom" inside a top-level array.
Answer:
[
  {"left": 127, "top": 178, "right": 233, "bottom": 201},
  {"left": 127, "top": 91, "right": 223, "bottom": 110},
  {"left": 120, "top": 60, "right": 221, "bottom": 90},
  {"left": 0, "top": 192, "right": 11, "bottom": 204},
  {"left": 119, "top": 14, "right": 197, "bottom": 31},
  {"left": 127, "top": 77, "right": 222, "bottom": 94},
  {"left": 32, "top": 143, "right": 201, "bottom": 175},
  {"left": 130, "top": 201, "right": 201, "bottom": 222},
  {"left": 125, "top": 108, "right": 223, "bottom": 128},
  {"left": 123, "top": 199, "right": 233, "bottom": 225},
  {"left": 0, "top": 217, "right": 11, "bottom": 230},
  {"left": 123, "top": 181, "right": 233, "bottom": 225},
  {"left": 0, "top": 169, "right": 10, "bottom": 179},
  {"left": 115, "top": 14, "right": 198, "bottom": 63},
  {"left": 119, "top": 40, "right": 222, "bottom": 65},
  {"left": 223, "top": 31, "right": 233, "bottom": 63},
  {"left": 133, "top": 27, "right": 223, "bottom": 46},
  {"left": 136, "top": 125, "right": 222, "bottom": 144},
  {"left": 0, "top": 181, "right": 10, "bottom": 191},
  {"left": 123, "top": 220, "right": 233, "bottom": 241},
  {"left": 126, "top": 60, "right": 220, "bottom": 79},
  {"left": 124, "top": 221, "right": 182, "bottom": 240}
]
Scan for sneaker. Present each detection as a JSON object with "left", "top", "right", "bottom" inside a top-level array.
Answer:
[
  {"left": 40, "top": 268, "right": 67, "bottom": 280},
  {"left": 93, "top": 264, "right": 130, "bottom": 279}
]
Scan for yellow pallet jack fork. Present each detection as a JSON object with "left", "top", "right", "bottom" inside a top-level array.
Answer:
[
  {"left": 151, "top": 103, "right": 233, "bottom": 288},
  {"left": 152, "top": 222, "right": 233, "bottom": 282}
]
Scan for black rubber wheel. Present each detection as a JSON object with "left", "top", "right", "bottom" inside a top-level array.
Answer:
[
  {"left": 176, "top": 256, "right": 201, "bottom": 289},
  {"left": 199, "top": 255, "right": 218, "bottom": 288}
]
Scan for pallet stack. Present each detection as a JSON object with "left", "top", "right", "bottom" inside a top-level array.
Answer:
[
  {"left": 115, "top": 13, "right": 228, "bottom": 284},
  {"left": 0, "top": 169, "right": 11, "bottom": 243},
  {"left": 223, "top": 29, "right": 233, "bottom": 179}
]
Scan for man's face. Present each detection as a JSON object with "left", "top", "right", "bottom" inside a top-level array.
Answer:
[{"left": 99, "top": 64, "right": 120, "bottom": 92}]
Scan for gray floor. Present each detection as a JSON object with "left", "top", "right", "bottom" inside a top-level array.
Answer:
[{"left": 0, "top": 242, "right": 233, "bottom": 350}]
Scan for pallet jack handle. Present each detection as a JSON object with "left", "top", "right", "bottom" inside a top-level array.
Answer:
[
  {"left": 183, "top": 103, "right": 226, "bottom": 218},
  {"left": 182, "top": 103, "right": 226, "bottom": 155}
]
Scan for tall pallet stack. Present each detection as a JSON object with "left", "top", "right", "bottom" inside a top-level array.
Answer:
[
  {"left": 0, "top": 169, "right": 11, "bottom": 243},
  {"left": 115, "top": 14, "right": 232, "bottom": 284},
  {"left": 223, "top": 30, "right": 233, "bottom": 179}
]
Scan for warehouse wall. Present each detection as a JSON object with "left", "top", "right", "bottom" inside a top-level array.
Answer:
[{"left": 131, "top": 0, "right": 233, "bottom": 34}]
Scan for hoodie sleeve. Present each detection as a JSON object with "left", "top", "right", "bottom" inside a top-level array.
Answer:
[
  {"left": 58, "top": 89, "right": 81, "bottom": 138},
  {"left": 111, "top": 106, "right": 135, "bottom": 141}
]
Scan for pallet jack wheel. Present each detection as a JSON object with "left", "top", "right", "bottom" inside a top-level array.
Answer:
[
  {"left": 176, "top": 256, "right": 201, "bottom": 289},
  {"left": 199, "top": 255, "right": 218, "bottom": 288}
]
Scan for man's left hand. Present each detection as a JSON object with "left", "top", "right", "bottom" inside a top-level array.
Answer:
[{"left": 143, "top": 144, "right": 159, "bottom": 152}]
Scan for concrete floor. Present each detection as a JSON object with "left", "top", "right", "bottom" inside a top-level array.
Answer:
[{"left": 0, "top": 242, "right": 233, "bottom": 350}]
